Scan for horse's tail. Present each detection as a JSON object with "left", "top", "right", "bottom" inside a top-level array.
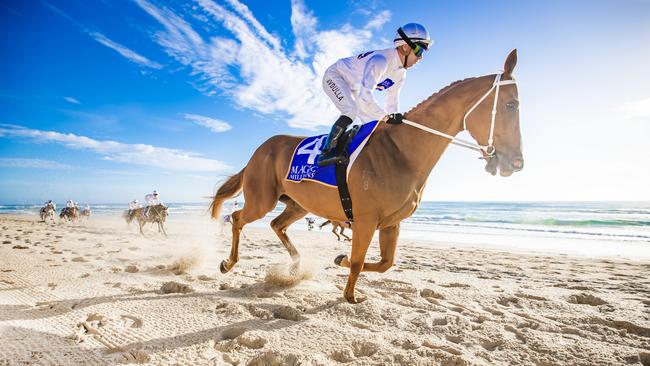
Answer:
[
  {"left": 319, "top": 220, "right": 331, "bottom": 229},
  {"left": 210, "top": 168, "right": 245, "bottom": 220}
]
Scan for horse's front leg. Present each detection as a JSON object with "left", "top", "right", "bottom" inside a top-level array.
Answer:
[
  {"left": 335, "top": 223, "right": 399, "bottom": 273},
  {"left": 340, "top": 220, "right": 376, "bottom": 304}
]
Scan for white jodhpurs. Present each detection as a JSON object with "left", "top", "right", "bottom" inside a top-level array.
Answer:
[{"left": 322, "top": 67, "right": 358, "bottom": 120}]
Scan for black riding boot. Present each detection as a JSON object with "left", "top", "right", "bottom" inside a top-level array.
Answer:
[{"left": 317, "top": 115, "right": 353, "bottom": 166}]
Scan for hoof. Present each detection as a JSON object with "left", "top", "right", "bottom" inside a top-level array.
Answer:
[
  {"left": 345, "top": 295, "right": 367, "bottom": 304},
  {"left": 334, "top": 254, "right": 346, "bottom": 266},
  {"left": 220, "top": 260, "right": 230, "bottom": 274}
]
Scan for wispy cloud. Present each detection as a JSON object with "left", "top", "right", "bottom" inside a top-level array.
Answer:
[
  {"left": 185, "top": 114, "right": 231, "bottom": 133},
  {"left": 135, "top": 0, "right": 391, "bottom": 129},
  {"left": 617, "top": 97, "right": 650, "bottom": 120},
  {"left": 223, "top": 0, "right": 282, "bottom": 50},
  {"left": 1, "top": 3, "right": 21, "bottom": 16},
  {"left": 364, "top": 10, "right": 391, "bottom": 30},
  {"left": 64, "top": 96, "right": 81, "bottom": 105},
  {"left": 0, "top": 124, "right": 229, "bottom": 172},
  {"left": 290, "top": 0, "right": 317, "bottom": 59},
  {"left": 88, "top": 31, "right": 162, "bottom": 69},
  {"left": 0, "top": 158, "right": 74, "bottom": 170},
  {"left": 42, "top": 1, "right": 162, "bottom": 70}
]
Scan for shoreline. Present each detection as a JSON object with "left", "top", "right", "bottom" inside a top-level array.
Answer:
[{"left": 4, "top": 211, "right": 650, "bottom": 261}]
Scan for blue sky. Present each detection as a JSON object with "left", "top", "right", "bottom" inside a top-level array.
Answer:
[{"left": 1, "top": 0, "right": 649, "bottom": 204}]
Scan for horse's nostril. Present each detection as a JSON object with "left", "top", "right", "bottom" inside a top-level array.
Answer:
[{"left": 512, "top": 158, "right": 524, "bottom": 170}]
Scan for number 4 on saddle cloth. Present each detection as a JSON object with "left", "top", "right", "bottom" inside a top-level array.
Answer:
[{"left": 285, "top": 120, "right": 380, "bottom": 188}]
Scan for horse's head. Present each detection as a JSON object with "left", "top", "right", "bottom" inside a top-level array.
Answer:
[{"left": 464, "top": 49, "right": 523, "bottom": 177}]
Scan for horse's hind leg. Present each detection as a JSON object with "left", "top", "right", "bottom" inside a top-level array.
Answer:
[
  {"left": 270, "top": 197, "right": 307, "bottom": 262},
  {"left": 340, "top": 228, "right": 352, "bottom": 241},
  {"left": 332, "top": 227, "right": 340, "bottom": 241},
  {"left": 221, "top": 189, "right": 278, "bottom": 274}
]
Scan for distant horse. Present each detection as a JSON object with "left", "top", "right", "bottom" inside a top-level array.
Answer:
[
  {"left": 59, "top": 206, "right": 79, "bottom": 223},
  {"left": 305, "top": 217, "right": 316, "bottom": 231},
  {"left": 40, "top": 205, "right": 55, "bottom": 223},
  {"left": 220, "top": 214, "right": 232, "bottom": 235},
  {"left": 211, "top": 50, "right": 523, "bottom": 303},
  {"left": 125, "top": 204, "right": 168, "bottom": 236},
  {"left": 320, "top": 220, "right": 352, "bottom": 241},
  {"left": 81, "top": 208, "right": 91, "bottom": 221}
]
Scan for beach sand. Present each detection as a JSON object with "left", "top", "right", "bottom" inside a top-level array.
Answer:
[{"left": 1, "top": 214, "right": 649, "bottom": 365}]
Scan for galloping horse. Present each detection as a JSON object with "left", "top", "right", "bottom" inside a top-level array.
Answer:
[
  {"left": 59, "top": 207, "right": 79, "bottom": 223},
  {"left": 40, "top": 205, "right": 55, "bottom": 223},
  {"left": 81, "top": 207, "right": 91, "bottom": 220},
  {"left": 320, "top": 220, "right": 352, "bottom": 242},
  {"left": 211, "top": 50, "right": 523, "bottom": 303},
  {"left": 125, "top": 204, "right": 168, "bottom": 236}
]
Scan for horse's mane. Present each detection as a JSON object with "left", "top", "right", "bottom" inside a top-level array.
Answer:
[{"left": 405, "top": 76, "right": 476, "bottom": 115}]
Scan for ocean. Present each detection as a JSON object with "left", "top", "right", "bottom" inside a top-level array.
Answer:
[{"left": 3, "top": 201, "right": 649, "bottom": 259}]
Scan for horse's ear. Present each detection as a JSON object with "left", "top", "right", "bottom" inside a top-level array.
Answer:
[{"left": 503, "top": 49, "right": 517, "bottom": 78}]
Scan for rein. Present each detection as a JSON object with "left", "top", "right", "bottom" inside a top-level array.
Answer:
[{"left": 400, "top": 73, "right": 517, "bottom": 157}]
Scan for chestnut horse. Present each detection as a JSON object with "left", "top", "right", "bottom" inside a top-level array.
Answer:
[
  {"left": 211, "top": 50, "right": 523, "bottom": 303},
  {"left": 125, "top": 204, "right": 168, "bottom": 236},
  {"left": 320, "top": 220, "right": 352, "bottom": 242},
  {"left": 81, "top": 208, "right": 91, "bottom": 221},
  {"left": 59, "top": 206, "right": 79, "bottom": 223},
  {"left": 40, "top": 204, "right": 55, "bottom": 223}
]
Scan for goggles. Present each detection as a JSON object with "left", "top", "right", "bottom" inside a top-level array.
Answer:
[
  {"left": 412, "top": 42, "right": 428, "bottom": 57},
  {"left": 397, "top": 27, "right": 429, "bottom": 58}
]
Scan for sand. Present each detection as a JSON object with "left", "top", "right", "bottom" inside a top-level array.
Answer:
[{"left": 0, "top": 214, "right": 649, "bottom": 366}]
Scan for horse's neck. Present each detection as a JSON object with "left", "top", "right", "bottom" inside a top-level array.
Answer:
[{"left": 384, "top": 76, "right": 491, "bottom": 182}]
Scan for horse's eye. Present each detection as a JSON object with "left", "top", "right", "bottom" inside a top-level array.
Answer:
[{"left": 506, "top": 100, "right": 519, "bottom": 109}]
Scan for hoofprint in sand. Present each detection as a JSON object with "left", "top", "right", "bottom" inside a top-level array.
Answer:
[{"left": 0, "top": 215, "right": 649, "bottom": 366}]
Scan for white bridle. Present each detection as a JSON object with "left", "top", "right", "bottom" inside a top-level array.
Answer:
[{"left": 400, "top": 73, "right": 517, "bottom": 157}]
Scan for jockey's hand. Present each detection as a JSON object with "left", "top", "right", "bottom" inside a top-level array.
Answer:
[{"left": 385, "top": 113, "right": 404, "bottom": 125}]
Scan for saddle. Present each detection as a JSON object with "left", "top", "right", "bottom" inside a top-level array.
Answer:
[{"left": 286, "top": 120, "right": 381, "bottom": 222}]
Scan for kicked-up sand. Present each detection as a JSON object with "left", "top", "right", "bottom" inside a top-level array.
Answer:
[{"left": 0, "top": 214, "right": 649, "bottom": 365}]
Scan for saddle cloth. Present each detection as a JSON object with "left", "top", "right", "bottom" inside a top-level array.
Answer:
[{"left": 285, "top": 120, "right": 380, "bottom": 187}]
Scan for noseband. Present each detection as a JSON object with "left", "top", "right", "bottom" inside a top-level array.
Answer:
[{"left": 400, "top": 73, "right": 517, "bottom": 158}]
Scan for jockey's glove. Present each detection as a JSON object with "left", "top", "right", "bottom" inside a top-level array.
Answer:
[{"left": 385, "top": 113, "right": 404, "bottom": 125}]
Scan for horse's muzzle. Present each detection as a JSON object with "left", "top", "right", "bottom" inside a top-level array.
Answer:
[
  {"left": 487, "top": 152, "right": 524, "bottom": 177},
  {"left": 511, "top": 156, "right": 524, "bottom": 172}
]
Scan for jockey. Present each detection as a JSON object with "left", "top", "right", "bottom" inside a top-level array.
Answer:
[
  {"left": 66, "top": 200, "right": 75, "bottom": 208},
  {"left": 45, "top": 200, "right": 56, "bottom": 210},
  {"left": 144, "top": 190, "right": 163, "bottom": 217},
  {"left": 144, "top": 190, "right": 162, "bottom": 206},
  {"left": 317, "top": 23, "right": 432, "bottom": 166},
  {"left": 129, "top": 199, "right": 141, "bottom": 211}
]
